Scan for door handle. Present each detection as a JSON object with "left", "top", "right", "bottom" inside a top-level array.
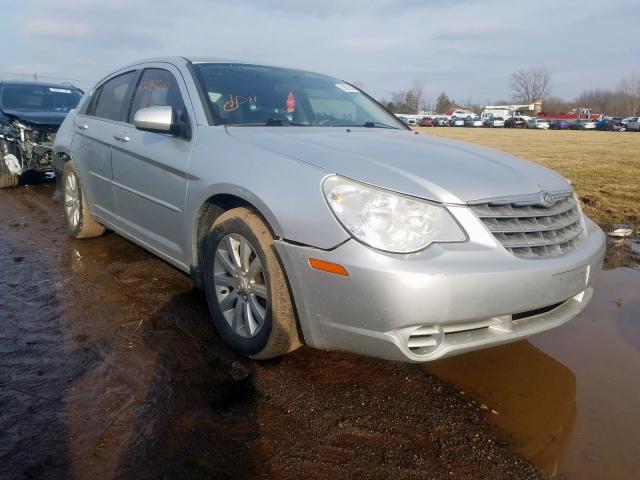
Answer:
[
  {"left": 76, "top": 123, "right": 88, "bottom": 130},
  {"left": 113, "top": 133, "right": 130, "bottom": 142}
]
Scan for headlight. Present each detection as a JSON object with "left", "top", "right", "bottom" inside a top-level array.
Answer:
[{"left": 323, "top": 176, "right": 466, "bottom": 253}]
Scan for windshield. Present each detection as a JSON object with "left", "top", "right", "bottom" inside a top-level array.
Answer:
[
  {"left": 193, "top": 63, "right": 406, "bottom": 129},
  {"left": 0, "top": 84, "right": 83, "bottom": 112}
]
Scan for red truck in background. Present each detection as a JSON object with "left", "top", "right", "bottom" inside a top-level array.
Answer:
[{"left": 537, "top": 108, "right": 603, "bottom": 121}]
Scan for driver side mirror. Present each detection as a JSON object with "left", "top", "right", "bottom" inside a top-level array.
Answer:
[{"left": 133, "top": 106, "right": 189, "bottom": 138}]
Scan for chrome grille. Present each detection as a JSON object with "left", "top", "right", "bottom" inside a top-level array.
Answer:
[{"left": 470, "top": 192, "right": 585, "bottom": 259}]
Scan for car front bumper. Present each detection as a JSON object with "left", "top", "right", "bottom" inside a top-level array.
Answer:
[{"left": 275, "top": 214, "right": 605, "bottom": 362}]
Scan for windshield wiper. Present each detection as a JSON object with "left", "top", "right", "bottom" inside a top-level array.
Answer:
[
  {"left": 362, "top": 121, "right": 398, "bottom": 129},
  {"left": 265, "top": 118, "right": 287, "bottom": 126},
  {"left": 263, "top": 118, "right": 308, "bottom": 126},
  {"left": 227, "top": 120, "right": 307, "bottom": 127}
]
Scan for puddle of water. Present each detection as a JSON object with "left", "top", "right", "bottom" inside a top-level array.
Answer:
[
  {"left": 424, "top": 266, "right": 640, "bottom": 479},
  {"left": 604, "top": 236, "right": 640, "bottom": 270}
]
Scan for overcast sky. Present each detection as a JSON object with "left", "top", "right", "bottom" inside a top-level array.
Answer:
[{"left": 1, "top": 0, "right": 638, "bottom": 105}]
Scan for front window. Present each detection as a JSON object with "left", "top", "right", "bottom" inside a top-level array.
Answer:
[
  {"left": 129, "top": 68, "right": 186, "bottom": 120},
  {"left": 0, "top": 84, "right": 83, "bottom": 113},
  {"left": 192, "top": 63, "right": 406, "bottom": 129}
]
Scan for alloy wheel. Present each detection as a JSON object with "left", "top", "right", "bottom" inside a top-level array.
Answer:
[
  {"left": 64, "top": 173, "right": 80, "bottom": 229},
  {"left": 213, "top": 233, "right": 268, "bottom": 338}
]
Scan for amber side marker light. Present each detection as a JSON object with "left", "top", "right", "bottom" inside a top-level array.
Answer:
[{"left": 308, "top": 258, "right": 349, "bottom": 277}]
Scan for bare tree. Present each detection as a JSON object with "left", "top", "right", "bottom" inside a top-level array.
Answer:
[
  {"left": 410, "top": 80, "right": 425, "bottom": 114},
  {"left": 388, "top": 81, "right": 427, "bottom": 114},
  {"left": 541, "top": 96, "right": 570, "bottom": 115},
  {"left": 422, "top": 97, "right": 434, "bottom": 114},
  {"left": 575, "top": 89, "right": 615, "bottom": 115},
  {"left": 390, "top": 90, "right": 407, "bottom": 112},
  {"left": 617, "top": 72, "right": 640, "bottom": 116},
  {"left": 509, "top": 66, "right": 551, "bottom": 103}
]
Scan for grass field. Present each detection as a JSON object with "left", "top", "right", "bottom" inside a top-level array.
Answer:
[{"left": 415, "top": 127, "right": 640, "bottom": 229}]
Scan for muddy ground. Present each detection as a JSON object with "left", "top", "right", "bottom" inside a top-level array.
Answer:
[{"left": 0, "top": 183, "right": 544, "bottom": 479}]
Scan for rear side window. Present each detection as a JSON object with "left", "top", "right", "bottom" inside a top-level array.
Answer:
[
  {"left": 130, "top": 69, "right": 186, "bottom": 120},
  {"left": 92, "top": 71, "right": 137, "bottom": 122}
]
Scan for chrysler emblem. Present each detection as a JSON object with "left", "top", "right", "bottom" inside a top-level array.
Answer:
[{"left": 542, "top": 192, "right": 554, "bottom": 206}]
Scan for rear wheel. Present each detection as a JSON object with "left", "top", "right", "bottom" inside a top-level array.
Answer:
[
  {"left": 203, "top": 207, "right": 301, "bottom": 359},
  {"left": 62, "top": 161, "right": 105, "bottom": 238}
]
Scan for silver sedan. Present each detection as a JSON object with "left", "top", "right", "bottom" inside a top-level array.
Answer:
[{"left": 53, "top": 57, "right": 605, "bottom": 362}]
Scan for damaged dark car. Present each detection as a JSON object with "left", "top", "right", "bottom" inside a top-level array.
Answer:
[{"left": 0, "top": 80, "right": 83, "bottom": 188}]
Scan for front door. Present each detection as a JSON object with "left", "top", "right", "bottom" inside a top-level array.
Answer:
[{"left": 111, "top": 65, "right": 195, "bottom": 264}]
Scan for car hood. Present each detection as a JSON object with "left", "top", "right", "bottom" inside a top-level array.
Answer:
[
  {"left": 225, "top": 127, "right": 571, "bottom": 204},
  {"left": 1, "top": 108, "right": 67, "bottom": 128}
]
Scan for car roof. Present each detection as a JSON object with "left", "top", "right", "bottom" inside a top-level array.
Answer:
[{"left": 121, "top": 56, "right": 317, "bottom": 74}]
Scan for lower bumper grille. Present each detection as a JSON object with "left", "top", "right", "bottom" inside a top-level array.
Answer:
[
  {"left": 407, "top": 299, "right": 570, "bottom": 356},
  {"left": 470, "top": 191, "right": 585, "bottom": 259}
]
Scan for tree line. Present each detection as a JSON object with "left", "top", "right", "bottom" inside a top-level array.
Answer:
[{"left": 380, "top": 67, "right": 640, "bottom": 117}]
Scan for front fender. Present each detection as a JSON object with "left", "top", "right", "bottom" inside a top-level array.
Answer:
[{"left": 183, "top": 127, "right": 350, "bottom": 267}]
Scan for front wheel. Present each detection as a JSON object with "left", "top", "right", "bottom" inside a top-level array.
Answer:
[
  {"left": 203, "top": 207, "right": 301, "bottom": 359},
  {"left": 62, "top": 161, "right": 105, "bottom": 238}
]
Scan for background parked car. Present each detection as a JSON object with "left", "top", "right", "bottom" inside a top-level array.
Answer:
[
  {"left": 464, "top": 117, "right": 483, "bottom": 127},
  {"left": 483, "top": 117, "right": 504, "bottom": 127},
  {"left": 0, "top": 80, "right": 83, "bottom": 188},
  {"left": 450, "top": 117, "right": 465, "bottom": 127},
  {"left": 570, "top": 119, "right": 597, "bottom": 130},
  {"left": 596, "top": 118, "right": 622, "bottom": 131},
  {"left": 504, "top": 117, "right": 527, "bottom": 128},
  {"left": 433, "top": 117, "right": 449, "bottom": 126},
  {"left": 549, "top": 119, "right": 572, "bottom": 130},
  {"left": 626, "top": 117, "right": 640, "bottom": 131},
  {"left": 527, "top": 119, "right": 550, "bottom": 129},
  {"left": 419, "top": 117, "right": 433, "bottom": 127},
  {"left": 620, "top": 117, "right": 633, "bottom": 131}
]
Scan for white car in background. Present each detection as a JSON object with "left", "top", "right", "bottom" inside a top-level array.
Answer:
[
  {"left": 450, "top": 109, "right": 474, "bottom": 118},
  {"left": 527, "top": 119, "right": 550, "bottom": 129}
]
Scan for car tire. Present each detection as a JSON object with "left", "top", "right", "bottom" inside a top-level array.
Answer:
[
  {"left": 62, "top": 161, "right": 106, "bottom": 238},
  {"left": 203, "top": 207, "right": 301, "bottom": 360},
  {"left": 0, "top": 153, "right": 19, "bottom": 189}
]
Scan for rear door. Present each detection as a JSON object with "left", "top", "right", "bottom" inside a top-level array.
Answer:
[
  {"left": 111, "top": 64, "right": 195, "bottom": 264},
  {"left": 71, "top": 70, "right": 138, "bottom": 226}
]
